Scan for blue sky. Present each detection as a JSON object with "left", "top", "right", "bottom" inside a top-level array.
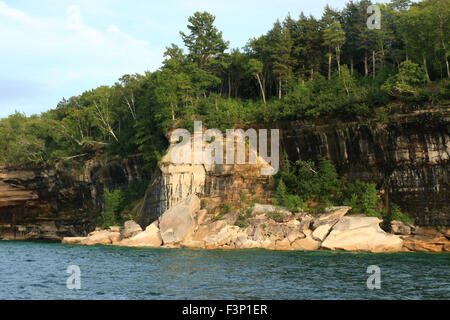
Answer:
[{"left": 1, "top": 0, "right": 369, "bottom": 118}]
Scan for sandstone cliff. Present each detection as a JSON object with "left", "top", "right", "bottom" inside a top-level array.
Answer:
[
  {"left": 1, "top": 107, "right": 448, "bottom": 241},
  {"left": 281, "top": 109, "right": 449, "bottom": 226},
  {"left": 0, "top": 155, "right": 147, "bottom": 240},
  {"left": 137, "top": 108, "right": 449, "bottom": 228}
]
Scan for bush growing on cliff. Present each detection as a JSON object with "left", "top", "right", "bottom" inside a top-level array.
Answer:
[
  {"left": 276, "top": 158, "right": 386, "bottom": 217},
  {"left": 101, "top": 179, "right": 149, "bottom": 227},
  {"left": 389, "top": 202, "right": 414, "bottom": 225},
  {"left": 103, "top": 189, "right": 125, "bottom": 227},
  {"left": 341, "top": 182, "right": 382, "bottom": 218},
  {"left": 276, "top": 158, "right": 342, "bottom": 204}
]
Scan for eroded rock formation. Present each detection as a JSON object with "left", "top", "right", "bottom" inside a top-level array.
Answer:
[{"left": 0, "top": 155, "right": 147, "bottom": 240}]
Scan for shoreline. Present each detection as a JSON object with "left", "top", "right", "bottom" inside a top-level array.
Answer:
[{"left": 60, "top": 196, "right": 450, "bottom": 253}]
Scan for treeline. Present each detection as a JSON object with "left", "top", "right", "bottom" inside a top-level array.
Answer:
[{"left": 1, "top": 0, "right": 449, "bottom": 167}]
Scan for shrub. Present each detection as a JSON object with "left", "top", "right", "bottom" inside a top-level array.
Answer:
[
  {"left": 382, "top": 61, "right": 427, "bottom": 96},
  {"left": 235, "top": 214, "right": 250, "bottom": 228},
  {"left": 266, "top": 211, "right": 285, "bottom": 223},
  {"left": 389, "top": 203, "right": 414, "bottom": 225},
  {"left": 342, "top": 181, "right": 381, "bottom": 218}
]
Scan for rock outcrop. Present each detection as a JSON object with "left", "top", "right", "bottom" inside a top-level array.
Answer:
[
  {"left": 281, "top": 110, "right": 449, "bottom": 226},
  {"left": 320, "top": 216, "right": 404, "bottom": 252},
  {"left": 0, "top": 155, "right": 148, "bottom": 240},
  {"left": 400, "top": 227, "right": 450, "bottom": 252},
  {"left": 64, "top": 203, "right": 415, "bottom": 253},
  {"left": 159, "top": 194, "right": 200, "bottom": 244}
]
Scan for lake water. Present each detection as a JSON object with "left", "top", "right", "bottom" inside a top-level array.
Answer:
[{"left": 0, "top": 241, "right": 449, "bottom": 300}]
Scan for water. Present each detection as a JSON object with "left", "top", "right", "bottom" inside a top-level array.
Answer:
[{"left": 0, "top": 241, "right": 449, "bottom": 300}]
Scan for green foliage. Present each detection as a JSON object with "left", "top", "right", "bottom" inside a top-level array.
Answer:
[
  {"left": 276, "top": 157, "right": 386, "bottom": 218},
  {"left": 277, "top": 158, "right": 342, "bottom": 204},
  {"left": 389, "top": 203, "right": 414, "bottom": 225},
  {"left": 101, "top": 179, "right": 148, "bottom": 227},
  {"left": 103, "top": 189, "right": 125, "bottom": 227},
  {"left": 275, "top": 178, "right": 288, "bottom": 205},
  {"left": 214, "top": 203, "right": 232, "bottom": 221},
  {"left": 265, "top": 211, "right": 285, "bottom": 223},
  {"left": 382, "top": 61, "right": 427, "bottom": 95},
  {"left": 342, "top": 181, "right": 382, "bottom": 218},
  {"left": 1, "top": 1, "right": 449, "bottom": 171}
]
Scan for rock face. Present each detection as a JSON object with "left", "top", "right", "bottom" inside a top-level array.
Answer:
[
  {"left": 321, "top": 216, "right": 403, "bottom": 252},
  {"left": 135, "top": 110, "right": 449, "bottom": 231},
  {"left": 281, "top": 111, "right": 449, "bottom": 227},
  {"left": 401, "top": 227, "right": 450, "bottom": 252},
  {"left": 158, "top": 194, "right": 200, "bottom": 244},
  {"left": 135, "top": 135, "right": 275, "bottom": 227},
  {"left": 0, "top": 155, "right": 148, "bottom": 240}
]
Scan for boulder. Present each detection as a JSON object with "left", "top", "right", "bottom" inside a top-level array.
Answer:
[
  {"left": 204, "top": 225, "right": 240, "bottom": 248},
  {"left": 81, "top": 230, "right": 112, "bottom": 245},
  {"left": 109, "top": 226, "right": 122, "bottom": 233},
  {"left": 287, "top": 230, "right": 305, "bottom": 243},
  {"left": 275, "top": 238, "right": 292, "bottom": 250},
  {"left": 390, "top": 220, "right": 412, "bottom": 235},
  {"left": 239, "top": 239, "right": 260, "bottom": 249},
  {"left": 252, "top": 204, "right": 291, "bottom": 216},
  {"left": 159, "top": 194, "right": 201, "bottom": 244},
  {"left": 321, "top": 216, "right": 403, "bottom": 252},
  {"left": 118, "top": 222, "right": 162, "bottom": 247},
  {"left": 291, "top": 236, "right": 321, "bottom": 251},
  {"left": 311, "top": 224, "right": 332, "bottom": 242},
  {"left": 62, "top": 237, "right": 86, "bottom": 245},
  {"left": 121, "top": 220, "right": 143, "bottom": 239},
  {"left": 195, "top": 209, "right": 209, "bottom": 225},
  {"left": 311, "top": 206, "right": 351, "bottom": 230},
  {"left": 109, "top": 232, "right": 121, "bottom": 243}
]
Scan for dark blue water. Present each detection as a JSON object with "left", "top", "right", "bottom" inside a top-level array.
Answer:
[{"left": 0, "top": 241, "right": 449, "bottom": 300}]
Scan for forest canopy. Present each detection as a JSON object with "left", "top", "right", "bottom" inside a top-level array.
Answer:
[{"left": 1, "top": 0, "right": 449, "bottom": 167}]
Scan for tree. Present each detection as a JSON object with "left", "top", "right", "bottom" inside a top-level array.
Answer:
[
  {"left": 291, "top": 13, "right": 323, "bottom": 81},
  {"left": 116, "top": 74, "right": 142, "bottom": 122},
  {"left": 89, "top": 86, "right": 119, "bottom": 142},
  {"left": 267, "top": 20, "right": 294, "bottom": 99},
  {"left": 180, "top": 11, "right": 229, "bottom": 69},
  {"left": 246, "top": 58, "right": 266, "bottom": 104},
  {"left": 323, "top": 21, "right": 346, "bottom": 78},
  {"left": 381, "top": 60, "right": 427, "bottom": 95}
]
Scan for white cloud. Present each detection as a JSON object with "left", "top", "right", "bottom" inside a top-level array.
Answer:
[{"left": 0, "top": 0, "right": 163, "bottom": 102}]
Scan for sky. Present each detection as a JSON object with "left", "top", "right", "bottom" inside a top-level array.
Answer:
[{"left": 1, "top": 0, "right": 370, "bottom": 118}]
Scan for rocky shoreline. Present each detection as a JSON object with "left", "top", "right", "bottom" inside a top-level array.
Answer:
[{"left": 62, "top": 195, "right": 450, "bottom": 253}]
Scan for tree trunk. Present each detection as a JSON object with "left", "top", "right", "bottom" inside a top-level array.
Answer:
[
  {"left": 446, "top": 58, "right": 450, "bottom": 79},
  {"left": 364, "top": 52, "right": 368, "bottom": 77},
  {"left": 423, "top": 54, "right": 431, "bottom": 83},
  {"left": 170, "top": 102, "right": 175, "bottom": 121},
  {"left": 328, "top": 54, "right": 332, "bottom": 80},
  {"left": 350, "top": 58, "right": 354, "bottom": 76},
  {"left": 256, "top": 74, "right": 266, "bottom": 105},
  {"left": 278, "top": 78, "right": 282, "bottom": 100},
  {"left": 441, "top": 39, "right": 450, "bottom": 79},
  {"left": 228, "top": 73, "right": 231, "bottom": 98},
  {"left": 336, "top": 49, "right": 341, "bottom": 76},
  {"left": 311, "top": 68, "right": 314, "bottom": 81},
  {"left": 373, "top": 50, "right": 376, "bottom": 80}
]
